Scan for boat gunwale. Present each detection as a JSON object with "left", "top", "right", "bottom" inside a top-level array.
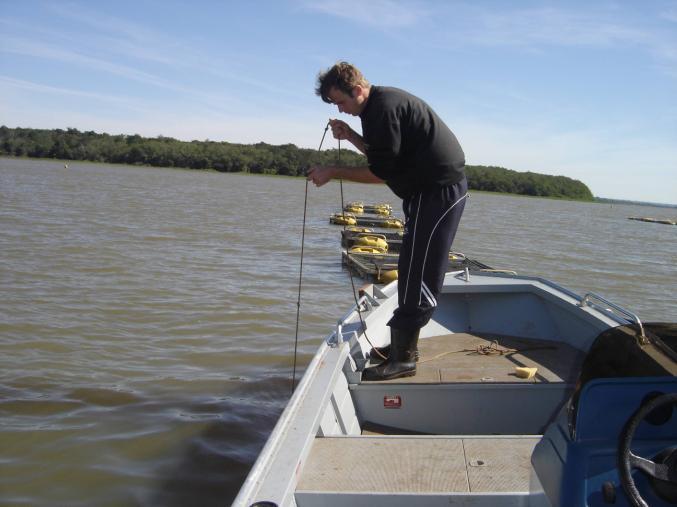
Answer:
[
  {"left": 440, "top": 271, "right": 633, "bottom": 331},
  {"left": 232, "top": 340, "right": 350, "bottom": 506}
]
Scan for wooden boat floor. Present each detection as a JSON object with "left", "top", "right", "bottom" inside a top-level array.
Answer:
[
  {"left": 362, "top": 332, "right": 585, "bottom": 384},
  {"left": 297, "top": 435, "right": 539, "bottom": 494}
]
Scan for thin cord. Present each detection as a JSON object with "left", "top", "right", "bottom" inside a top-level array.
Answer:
[
  {"left": 291, "top": 122, "right": 330, "bottom": 395},
  {"left": 335, "top": 137, "right": 385, "bottom": 360},
  {"left": 338, "top": 139, "right": 345, "bottom": 213}
]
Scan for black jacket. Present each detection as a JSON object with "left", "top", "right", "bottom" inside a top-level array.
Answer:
[{"left": 360, "top": 86, "right": 465, "bottom": 198}]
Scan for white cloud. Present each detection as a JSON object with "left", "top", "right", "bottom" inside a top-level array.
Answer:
[
  {"left": 44, "top": 2, "right": 177, "bottom": 60},
  {"left": 660, "top": 3, "right": 677, "bottom": 22},
  {"left": 2, "top": 7, "right": 301, "bottom": 105},
  {"left": 2, "top": 37, "right": 178, "bottom": 90},
  {"left": 0, "top": 38, "right": 267, "bottom": 114},
  {"left": 467, "top": 6, "right": 649, "bottom": 48},
  {"left": 302, "top": 0, "right": 429, "bottom": 28},
  {"left": 0, "top": 76, "right": 138, "bottom": 106},
  {"left": 301, "top": 1, "right": 677, "bottom": 79}
]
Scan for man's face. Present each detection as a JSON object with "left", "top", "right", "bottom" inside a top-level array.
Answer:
[{"left": 328, "top": 86, "right": 365, "bottom": 116}]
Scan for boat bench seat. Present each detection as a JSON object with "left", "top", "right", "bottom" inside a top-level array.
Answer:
[
  {"left": 296, "top": 435, "right": 540, "bottom": 506},
  {"left": 346, "top": 333, "right": 584, "bottom": 436}
]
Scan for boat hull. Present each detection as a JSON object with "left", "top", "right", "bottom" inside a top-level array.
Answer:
[{"left": 234, "top": 271, "right": 676, "bottom": 506}]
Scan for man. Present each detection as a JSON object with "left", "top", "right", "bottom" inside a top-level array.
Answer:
[{"left": 308, "top": 62, "right": 467, "bottom": 381}]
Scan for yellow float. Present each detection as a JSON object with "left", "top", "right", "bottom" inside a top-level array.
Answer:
[
  {"left": 353, "top": 235, "right": 388, "bottom": 251},
  {"left": 348, "top": 245, "right": 387, "bottom": 255},
  {"left": 378, "top": 270, "right": 398, "bottom": 283},
  {"left": 382, "top": 218, "right": 404, "bottom": 229},
  {"left": 330, "top": 213, "right": 357, "bottom": 226},
  {"left": 346, "top": 226, "right": 372, "bottom": 233}
]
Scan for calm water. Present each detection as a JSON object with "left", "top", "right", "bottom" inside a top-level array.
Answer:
[{"left": 1, "top": 157, "right": 675, "bottom": 506}]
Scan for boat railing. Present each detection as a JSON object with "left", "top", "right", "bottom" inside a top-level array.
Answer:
[
  {"left": 579, "top": 292, "right": 647, "bottom": 342},
  {"left": 449, "top": 267, "right": 471, "bottom": 282},
  {"left": 479, "top": 268, "right": 519, "bottom": 276},
  {"left": 334, "top": 291, "right": 381, "bottom": 345},
  {"left": 449, "top": 266, "right": 520, "bottom": 281}
]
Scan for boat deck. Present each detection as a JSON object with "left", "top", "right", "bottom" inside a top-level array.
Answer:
[
  {"left": 363, "top": 332, "right": 585, "bottom": 384},
  {"left": 297, "top": 436, "right": 539, "bottom": 499},
  {"left": 295, "top": 332, "right": 580, "bottom": 503}
]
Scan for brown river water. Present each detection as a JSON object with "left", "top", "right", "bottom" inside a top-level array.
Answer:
[{"left": 0, "top": 157, "right": 675, "bottom": 506}]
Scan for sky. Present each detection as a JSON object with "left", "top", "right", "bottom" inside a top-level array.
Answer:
[{"left": 1, "top": 0, "right": 676, "bottom": 204}]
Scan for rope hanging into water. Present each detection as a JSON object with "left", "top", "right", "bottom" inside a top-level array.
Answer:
[
  {"left": 291, "top": 122, "right": 330, "bottom": 395},
  {"left": 336, "top": 138, "right": 385, "bottom": 360},
  {"left": 338, "top": 139, "right": 345, "bottom": 211},
  {"left": 292, "top": 123, "right": 387, "bottom": 395}
]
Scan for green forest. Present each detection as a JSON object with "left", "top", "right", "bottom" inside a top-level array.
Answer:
[{"left": 0, "top": 126, "right": 594, "bottom": 200}]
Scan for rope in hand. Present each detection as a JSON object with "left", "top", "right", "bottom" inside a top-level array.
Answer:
[
  {"left": 336, "top": 137, "right": 387, "bottom": 361},
  {"left": 291, "top": 122, "right": 330, "bottom": 395},
  {"left": 292, "top": 122, "right": 388, "bottom": 396}
]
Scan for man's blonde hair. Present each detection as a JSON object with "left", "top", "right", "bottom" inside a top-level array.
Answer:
[{"left": 315, "top": 62, "right": 370, "bottom": 103}]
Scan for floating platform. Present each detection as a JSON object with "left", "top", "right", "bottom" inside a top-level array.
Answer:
[
  {"left": 343, "top": 202, "right": 393, "bottom": 216},
  {"left": 330, "top": 213, "right": 403, "bottom": 229},
  {"left": 628, "top": 216, "right": 676, "bottom": 225},
  {"left": 341, "top": 228, "right": 404, "bottom": 253},
  {"left": 342, "top": 249, "right": 491, "bottom": 283}
]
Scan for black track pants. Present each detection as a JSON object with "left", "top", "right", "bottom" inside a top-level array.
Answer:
[{"left": 388, "top": 178, "right": 468, "bottom": 331}]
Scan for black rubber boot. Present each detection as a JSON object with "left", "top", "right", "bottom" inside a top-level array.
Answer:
[
  {"left": 362, "top": 328, "right": 420, "bottom": 381},
  {"left": 370, "top": 343, "right": 420, "bottom": 363}
]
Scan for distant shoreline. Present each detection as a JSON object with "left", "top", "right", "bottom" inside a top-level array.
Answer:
[
  {"left": 1, "top": 126, "right": 596, "bottom": 202},
  {"left": 4, "top": 154, "right": 675, "bottom": 209},
  {"left": 593, "top": 196, "right": 677, "bottom": 209}
]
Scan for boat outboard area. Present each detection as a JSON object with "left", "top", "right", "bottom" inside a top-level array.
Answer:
[{"left": 234, "top": 268, "right": 677, "bottom": 507}]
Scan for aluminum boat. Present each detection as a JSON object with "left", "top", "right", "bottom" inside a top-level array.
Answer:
[{"left": 235, "top": 269, "right": 677, "bottom": 507}]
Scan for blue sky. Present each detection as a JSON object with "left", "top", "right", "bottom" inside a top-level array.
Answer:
[{"left": 1, "top": 1, "right": 676, "bottom": 204}]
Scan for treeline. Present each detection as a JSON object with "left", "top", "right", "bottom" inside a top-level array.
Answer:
[
  {"left": 0, "top": 126, "right": 364, "bottom": 176},
  {"left": 0, "top": 126, "right": 593, "bottom": 200},
  {"left": 465, "top": 165, "right": 593, "bottom": 200}
]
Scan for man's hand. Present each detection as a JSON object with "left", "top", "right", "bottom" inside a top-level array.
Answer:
[
  {"left": 307, "top": 165, "right": 334, "bottom": 187},
  {"left": 329, "top": 119, "right": 352, "bottom": 141},
  {"left": 329, "top": 118, "right": 366, "bottom": 154}
]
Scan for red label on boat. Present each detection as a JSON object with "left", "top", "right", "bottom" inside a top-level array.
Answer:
[{"left": 383, "top": 395, "right": 401, "bottom": 408}]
